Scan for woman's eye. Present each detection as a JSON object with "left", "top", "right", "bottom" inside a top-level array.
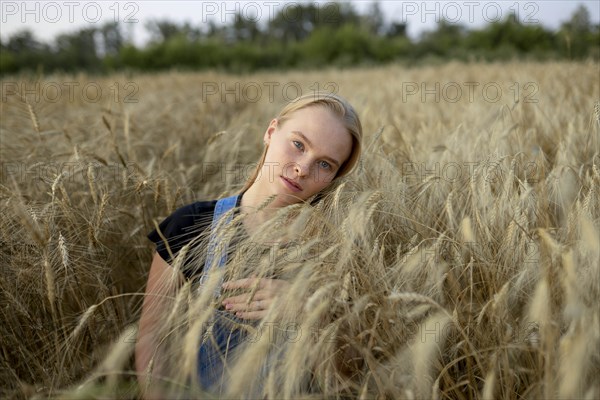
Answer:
[
  {"left": 318, "top": 160, "right": 331, "bottom": 170},
  {"left": 293, "top": 140, "right": 303, "bottom": 150}
]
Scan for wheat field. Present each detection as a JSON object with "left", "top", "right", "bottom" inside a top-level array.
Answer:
[{"left": 1, "top": 61, "right": 599, "bottom": 399}]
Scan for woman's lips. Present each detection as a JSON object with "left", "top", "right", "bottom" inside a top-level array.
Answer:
[{"left": 280, "top": 176, "right": 302, "bottom": 192}]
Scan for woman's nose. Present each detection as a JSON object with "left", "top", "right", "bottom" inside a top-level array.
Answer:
[{"left": 294, "top": 162, "right": 308, "bottom": 177}]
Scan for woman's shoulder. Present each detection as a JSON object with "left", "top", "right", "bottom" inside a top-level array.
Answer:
[
  {"left": 147, "top": 199, "right": 220, "bottom": 265},
  {"left": 174, "top": 199, "right": 218, "bottom": 218},
  {"left": 148, "top": 199, "right": 217, "bottom": 245},
  {"left": 164, "top": 199, "right": 219, "bottom": 232}
]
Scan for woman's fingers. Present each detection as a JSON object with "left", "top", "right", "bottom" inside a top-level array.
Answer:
[
  {"left": 221, "top": 293, "right": 265, "bottom": 309},
  {"left": 223, "top": 297, "right": 272, "bottom": 313},
  {"left": 221, "top": 279, "right": 289, "bottom": 305},
  {"left": 221, "top": 278, "right": 290, "bottom": 319},
  {"left": 240, "top": 298, "right": 270, "bottom": 319},
  {"left": 222, "top": 290, "right": 268, "bottom": 306}
]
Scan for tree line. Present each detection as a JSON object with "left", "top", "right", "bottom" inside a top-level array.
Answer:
[{"left": 1, "top": 3, "right": 598, "bottom": 75}]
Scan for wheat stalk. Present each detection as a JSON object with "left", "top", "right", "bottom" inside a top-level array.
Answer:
[{"left": 2, "top": 62, "right": 599, "bottom": 399}]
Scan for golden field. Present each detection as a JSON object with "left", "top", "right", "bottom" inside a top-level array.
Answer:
[{"left": 1, "top": 61, "right": 599, "bottom": 399}]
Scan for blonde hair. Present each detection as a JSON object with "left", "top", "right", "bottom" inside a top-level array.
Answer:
[{"left": 240, "top": 92, "right": 363, "bottom": 194}]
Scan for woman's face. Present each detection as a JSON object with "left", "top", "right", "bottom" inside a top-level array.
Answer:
[{"left": 257, "top": 105, "right": 353, "bottom": 206}]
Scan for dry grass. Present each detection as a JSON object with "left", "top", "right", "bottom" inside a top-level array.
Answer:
[{"left": 1, "top": 61, "right": 599, "bottom": 399}]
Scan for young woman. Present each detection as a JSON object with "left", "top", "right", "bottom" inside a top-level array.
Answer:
[{"left": 136, "top": 92, "right": 363, "bottom": 397}]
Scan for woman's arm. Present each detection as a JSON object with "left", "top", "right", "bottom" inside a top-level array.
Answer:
[{"left": 136, "top": 252, "right": 184, "bottom": 397}]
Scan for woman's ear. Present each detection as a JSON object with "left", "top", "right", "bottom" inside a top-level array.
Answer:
[{"left": 263, "top": 119, "right": 278, "bottom": 145}]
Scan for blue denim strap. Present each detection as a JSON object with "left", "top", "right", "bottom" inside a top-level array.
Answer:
[
  {"left": 197, "top": 194, "right": 243, "bottom": 391},
  {"left": 200, "top": 194, "right": 239, "bottom": 297}
]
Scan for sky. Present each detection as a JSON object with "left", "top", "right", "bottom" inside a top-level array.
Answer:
[{"left": 1, "top": 0, "right": 599, "bottom": 46}]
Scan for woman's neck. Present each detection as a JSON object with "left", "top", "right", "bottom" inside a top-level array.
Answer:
[
  {"left": 239, "top": 182, "right": 305, "bottom": 243},
  {"left": 239, "top": 183, "right": 278, "bottom": 236}
]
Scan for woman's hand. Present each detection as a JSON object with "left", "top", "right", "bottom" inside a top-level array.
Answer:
[{"left": 221, "top": 277, "right": 290, "bottom": 320}]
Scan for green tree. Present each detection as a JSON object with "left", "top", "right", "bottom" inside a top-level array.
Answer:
[
  {"left": 462, "top": 13, "right": 556, "bottom": 60},
  {"left": 386, "top": 22, "right": 408, "bottom": 38},
  {"left": 54, "top": 28, "right": 99, "bottom": 71},
  {"left": 559, "top": 5, "right": 596, "bottom": 58},
  {"left": 362, "top": 1, "right": 385, "bottom": 36},
  {"left": 0, "top": 38, "right": 17, "bottom": 74},
  {"left": 266, "top": 2, "right": 361, "bottom": 43},
  {"left": 417, "top": 20, "right": 467, "bottom": 58},
  {"left": 300, "top": 23, "right": 376, "bottom": 67},
  {"left": 99, "top": 22, "right": 124, "bottom": 56},
  {"left": 146, "top": 20, "right": 189, "bottom": 43},
  {"left": 3, "top": 30, "right": 52, "bottom": 73},
  {"left": 229, "top": 12, "right": 261, "bottom": 43}
]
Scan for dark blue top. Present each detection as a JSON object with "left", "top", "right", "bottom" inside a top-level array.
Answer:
[{"left": 147, "top": 196, "right": 243, "bottom": 280}]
